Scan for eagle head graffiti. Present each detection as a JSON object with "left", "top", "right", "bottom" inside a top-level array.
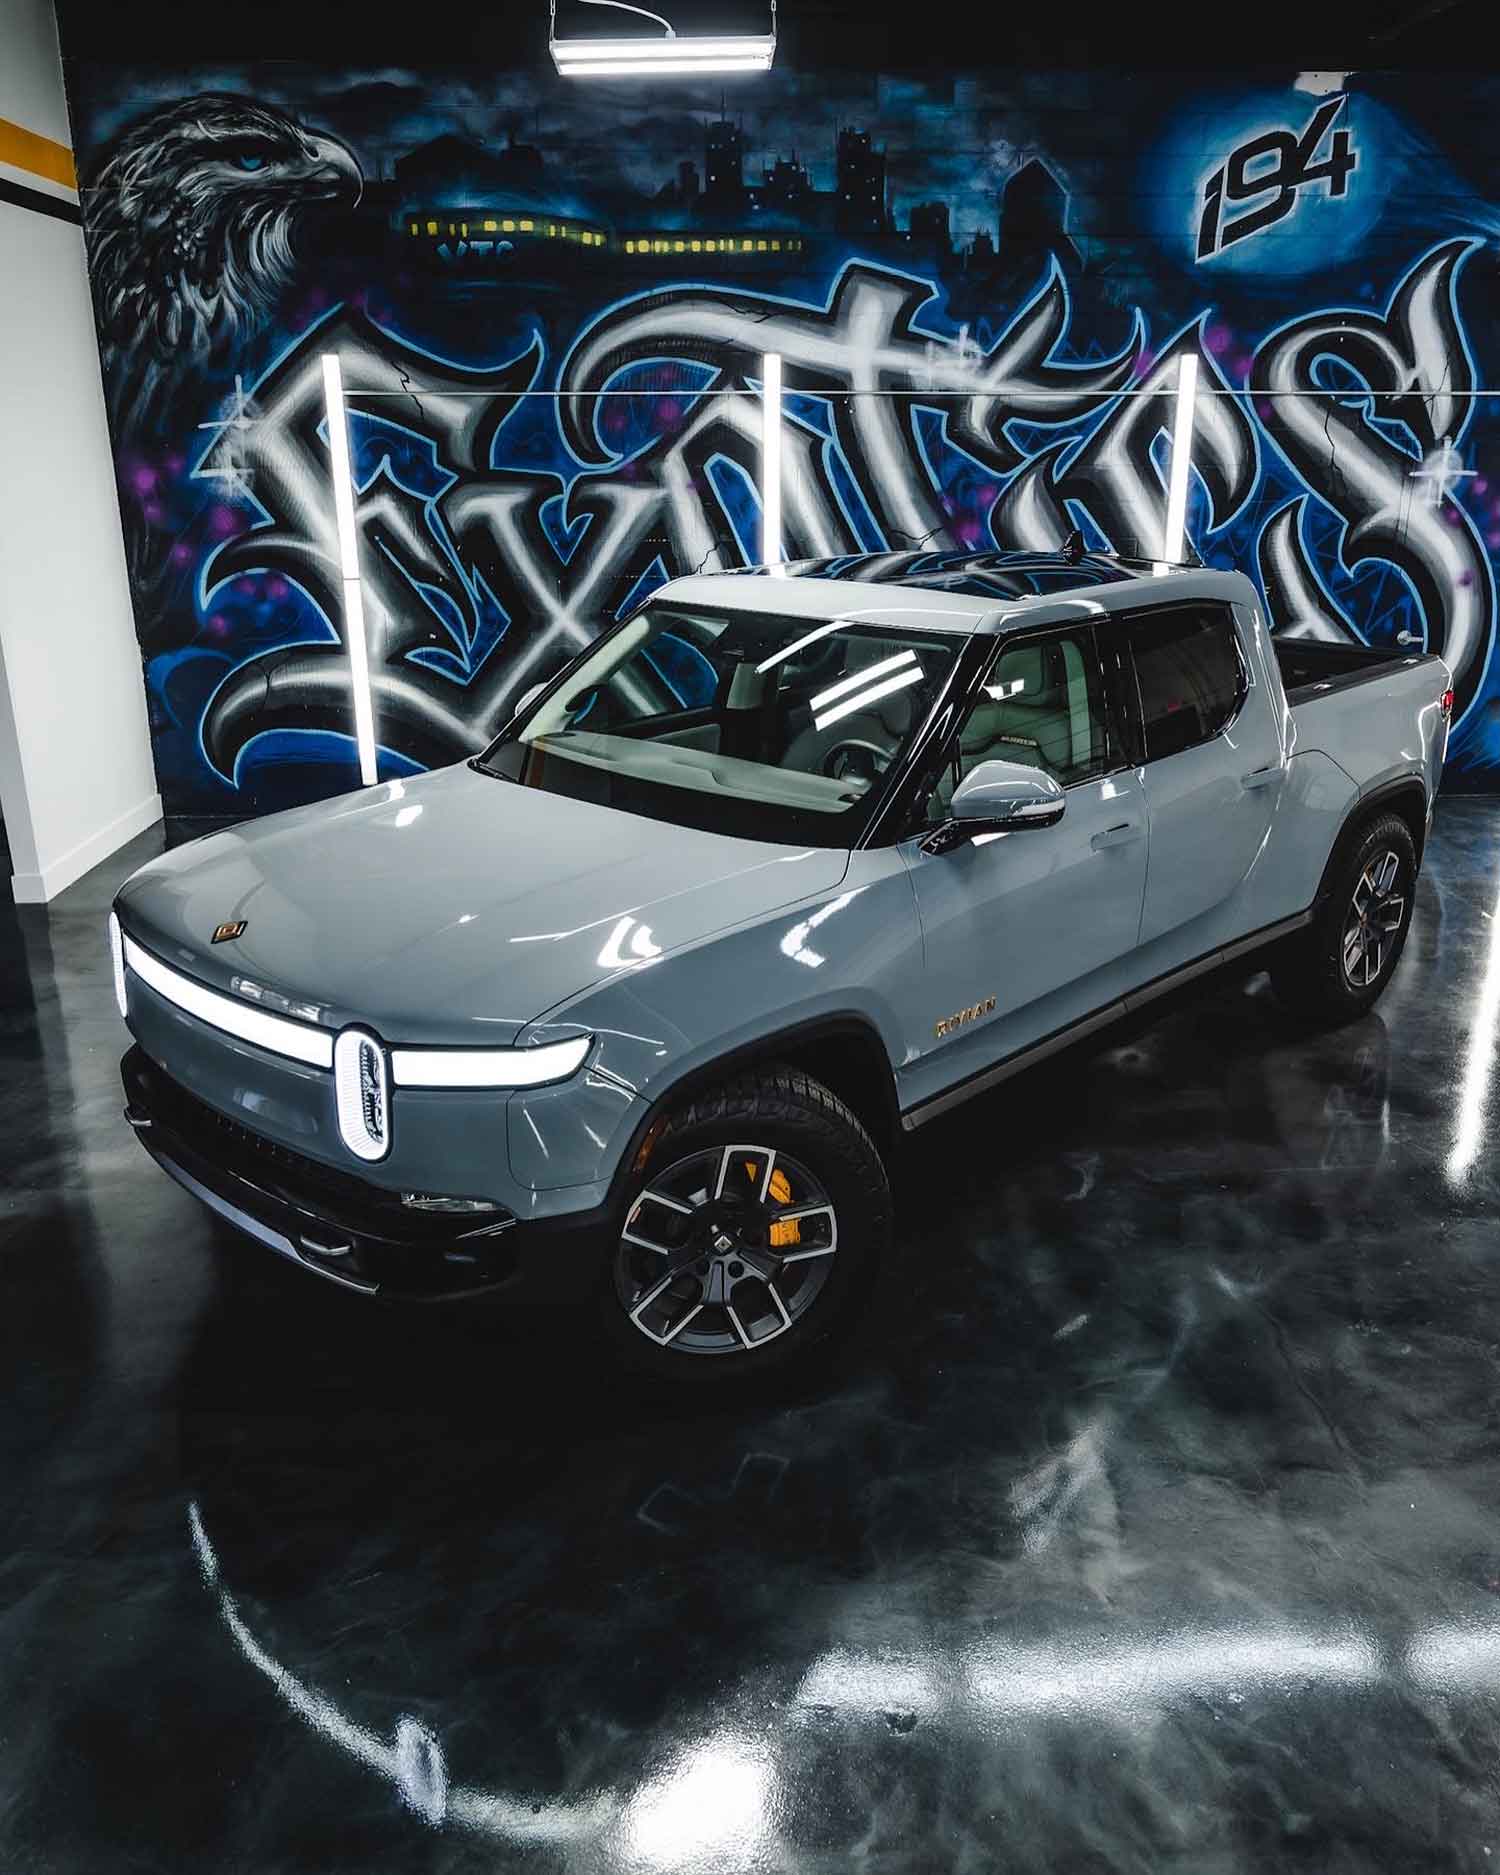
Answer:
[{"left": 84, "top": 94, "right": 362, "bottom": 426}]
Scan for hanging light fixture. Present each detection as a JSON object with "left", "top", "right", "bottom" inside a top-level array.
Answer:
[{"left": 550, "top": 0, "right": 776, "bottom": 76}]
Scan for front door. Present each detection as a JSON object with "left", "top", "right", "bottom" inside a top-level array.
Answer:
[{"left": 897, "top": 622, "right": 1149, "bottom": 1112}]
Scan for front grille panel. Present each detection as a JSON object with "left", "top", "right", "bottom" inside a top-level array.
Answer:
[
  {"left": 122, "top": 1045, "right": 521, "bottom": 1295},
  {"left": 126, "top": 1049, "right": 413, "bottom": 1217}
]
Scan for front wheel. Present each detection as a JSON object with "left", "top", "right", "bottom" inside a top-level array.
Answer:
[
  {"left": 600, "top": 1067, "right": 892, "bottom": 1383},
  {"left": 1271, "top": 811, "right": 1417, "bottom": 1025}
]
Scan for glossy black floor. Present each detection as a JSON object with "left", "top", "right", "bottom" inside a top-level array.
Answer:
[{"left": 5, "top": 804, "right": 1500, "bottom": 1873}]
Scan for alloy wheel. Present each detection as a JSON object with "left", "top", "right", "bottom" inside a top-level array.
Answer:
[
  {"left": 614, "top": 1143, "right": 839, "bottom": 1356},
  {"left": 1342, "top": 848, "right": 1405, "bottom": 989}
]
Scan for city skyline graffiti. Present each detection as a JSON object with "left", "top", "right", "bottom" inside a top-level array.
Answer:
[{"left": 68, "top": 66, "right": 1500, "bottom": 813}]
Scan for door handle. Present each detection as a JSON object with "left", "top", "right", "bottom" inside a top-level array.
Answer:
[
  {"left": 1240, "top": 765, "right": 1283, "bottom": 790},
  {"left": 1090, "top": 820, "right": 1142, "bottom": 851}
]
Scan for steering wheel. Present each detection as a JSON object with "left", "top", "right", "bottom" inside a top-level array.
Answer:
[{"left": 820, "top": 737, "right": 893, "bottom": 790}]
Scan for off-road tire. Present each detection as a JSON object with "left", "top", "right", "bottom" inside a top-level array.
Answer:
[
  {"left": 599, "top": 1066, "right": 893, "bottom": 1383},
  {"left": 1270, "top": 811, "right": 1417, "bottom": 1025}
]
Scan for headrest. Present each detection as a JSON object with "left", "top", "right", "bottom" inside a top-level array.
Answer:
[{"left": 1002, "top": 644, "right": 1049, "bottom": 694}]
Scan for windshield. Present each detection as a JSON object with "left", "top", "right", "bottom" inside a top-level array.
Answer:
[{"left": 477, "top": 603, "right": 962, "bottom": 846}]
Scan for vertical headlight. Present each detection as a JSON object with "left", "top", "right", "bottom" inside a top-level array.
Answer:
[
  {"left": 334, "top": 1027, "right": 391, "bottom": 1161},
  {"left": 107, "top": 911, "right": 128, "bottom": 1019}
]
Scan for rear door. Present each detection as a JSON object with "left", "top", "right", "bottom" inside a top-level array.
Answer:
[
  {"left": 896, "top": 620, "right": 1149, "bottom": 1105},
  {"left": 1125, "top": 602, "right": 1284, "bottom": 949}
]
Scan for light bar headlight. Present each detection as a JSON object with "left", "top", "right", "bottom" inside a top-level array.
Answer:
[
  {"left": 107, "top": 911, "right": 127, "bottom": 1019},
  {"left": 121, "top": 931, "right": 334, "bottom": 1069},
  {"left": 390, "top": 1035, "right": 592, "bottom": 1089},
  {"left": 334, "top": 1027, "right": 391, "bottom": 1162}
]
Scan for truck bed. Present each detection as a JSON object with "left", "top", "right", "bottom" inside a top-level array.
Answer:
[{"left": 1273, "top": 639, "right": 1432, "bottom": 705}]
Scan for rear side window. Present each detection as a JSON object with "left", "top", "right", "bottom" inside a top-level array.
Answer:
[{"left": 1129, "top": 607, "right": 1246, "bottom": 761}]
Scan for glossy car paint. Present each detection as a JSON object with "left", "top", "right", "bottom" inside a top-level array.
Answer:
[
  {"left": 1133, "top": 606, "right": 1285, "bottom": 945},
  {"left": 114, "top": 560, "right": 1450, "bottom": 1261},
  {"left": 896, "top": 768, "right": 1151, "bottom": 1105},
  {"left": 115, "top": 768, "right": 850, "bottom": 1044}
]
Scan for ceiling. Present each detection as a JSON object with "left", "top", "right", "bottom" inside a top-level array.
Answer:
[{"left": 55, "top": 0, "right": 1486, "bottom": 72}]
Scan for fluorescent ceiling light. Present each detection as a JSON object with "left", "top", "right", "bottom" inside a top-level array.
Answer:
[
  {"left": 321, "top": 353, "right": 379, "bottom": 787},
  {"left": 552, "top": 33, "right": 774, "bottom": 60},
  {"left": 549, "top": 0, "right": 776, "bottom": 76},
  {"left": 554, "top": 49, "right": 772, "bottom": 74},
  {"left": 813, "top": 664, "right": 924, "bottom": 731},
  {"left": 1160, "top": 351, "right": 1199, "bottom": 565},
  {"left": 756, "top": 620, "right": 842, "bottom": 675},
  {"left": 761, "top": 350, "right": 784, "bottom": 568},
  {"left": 812, "top": 648, "right": 917, "bottom": 713},
  {"left": 1294, "top": 70, "right": 1351, "bottom": 94}
]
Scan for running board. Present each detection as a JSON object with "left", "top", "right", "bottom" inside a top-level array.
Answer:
[{"left": 899, "top": 910, "right": 1312, "bottom": 1131}]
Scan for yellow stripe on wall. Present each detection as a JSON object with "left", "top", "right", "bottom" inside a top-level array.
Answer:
[{"left": 0, "top": 116, "right": 76, "bottom": 191}]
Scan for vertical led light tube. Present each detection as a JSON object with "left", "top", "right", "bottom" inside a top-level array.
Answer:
[
  {"left": 761, "top": 351, "right": 784, "bottom": 569},
  {"left": 1161, "top": 351, "right": 1199, "bottom": 565},
  {"left": 321, "top": 352, "right": 379, "bottom": 786}
]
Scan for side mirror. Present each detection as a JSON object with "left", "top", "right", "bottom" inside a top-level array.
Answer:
[
  {"left": 513, "top": 681, "right": 547, "bottom": 718},
  {"left": 926, "top": 759, "right": 1065, "bottom": 853}
]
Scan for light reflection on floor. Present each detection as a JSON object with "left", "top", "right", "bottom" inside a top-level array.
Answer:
[{"left": 7, "top": 799, "right": 1500, "bottom": 1871}]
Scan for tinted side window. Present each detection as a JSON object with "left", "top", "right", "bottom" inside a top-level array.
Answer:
[
  {"left": 925, "top": 627, "right": 1112, "bottom": 823},
  {"left": 1130, "top": 608, "right": 1246, "bottom": 761}
]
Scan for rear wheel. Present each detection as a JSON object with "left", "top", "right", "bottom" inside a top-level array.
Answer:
[
  {"left": 1271, "top": 811, "right": 1417, "bottom": 1025},
  {"left": 601, "top": 1067, "right": 892, "bottom": 1382}
]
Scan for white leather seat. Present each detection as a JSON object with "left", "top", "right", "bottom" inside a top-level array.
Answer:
[{"left": 961, "top": 640, "right": 1091, "bottom": 778}]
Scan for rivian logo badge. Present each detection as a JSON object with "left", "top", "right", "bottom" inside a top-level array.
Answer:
[
  {"left": 333, "top": 1028, "right": 390, "bottom": 1162},
  {"left": 211, "top": 921, "right": 247, "bottom": 944},
  {"left": 935, "top": 995, "right": 997, "bottom": 1040}
]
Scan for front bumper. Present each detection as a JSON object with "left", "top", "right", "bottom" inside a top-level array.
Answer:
[{"left": 121, "top": 1046, "right": 608, "bottom": 1302}]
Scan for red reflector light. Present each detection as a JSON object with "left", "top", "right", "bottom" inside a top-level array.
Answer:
[{"left": 1441, "top": 688, "right": 1455, "bottom": 717}]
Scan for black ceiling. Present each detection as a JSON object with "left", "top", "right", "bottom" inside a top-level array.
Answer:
[{"left": 55, "top": 0, "right": 1483, "bottom": 74}]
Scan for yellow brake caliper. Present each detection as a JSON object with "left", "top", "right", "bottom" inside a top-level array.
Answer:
[{"left": 762, "top": 1164, "right": 800, "bottom": 1248}]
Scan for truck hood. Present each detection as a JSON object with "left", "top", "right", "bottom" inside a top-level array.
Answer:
[{"left": 118, "top": 764, "right": 850, "bottom": 1046}]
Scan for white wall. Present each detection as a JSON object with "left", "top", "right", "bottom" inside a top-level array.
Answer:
[
  {"left": 0, "top": 0, "right": 159, "bottom": 902},
  {"left": 0, "top": 0, "right": 70, "bottom": 141}
]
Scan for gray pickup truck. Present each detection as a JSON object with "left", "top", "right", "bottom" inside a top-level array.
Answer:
[{"left": 113, "top": 549, "right": 1451, "bottom": 1379}]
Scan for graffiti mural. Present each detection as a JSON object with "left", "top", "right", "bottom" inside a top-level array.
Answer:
[
  {"left": 1194, "top": 96, "right": 1356, "bottom": 262},
  {"left": 67, "top": 66, "right": 1500, "bottom": 814}
]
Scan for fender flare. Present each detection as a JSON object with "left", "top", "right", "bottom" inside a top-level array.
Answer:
[
  {"left": 602, "top": 1013, "right": 900, "bottom": 1212},
  {"left": 1311, "top": 775, "right": 1429, "bottom": 913}
]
